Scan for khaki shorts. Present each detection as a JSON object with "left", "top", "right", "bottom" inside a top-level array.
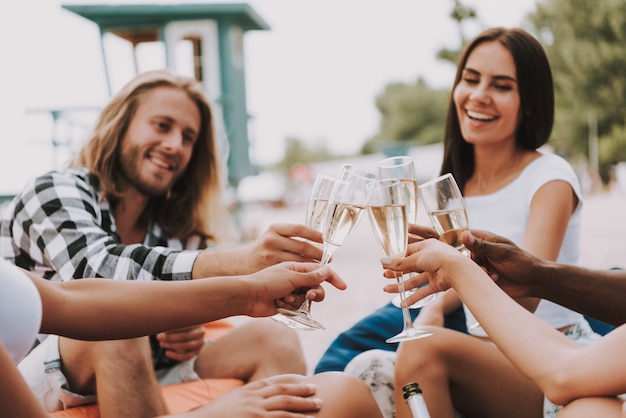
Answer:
[{"left": 17, "top": 335, "right": 204, "bottom": 413}]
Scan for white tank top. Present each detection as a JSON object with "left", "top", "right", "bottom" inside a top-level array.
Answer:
[
  {"left": 0, "top": 258, "right": 42, "bottom": 363},
  {"left": 464, "top": 153, "right": 584, "bottom": 336}
]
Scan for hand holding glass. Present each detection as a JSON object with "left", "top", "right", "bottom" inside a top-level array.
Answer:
[
  {"left": 319, "top": 164, "right": 377, "bottom": 267},
  {"left": 377, "top": 156, "right": 438, "bottom": 309},
  {"left": 273, "top": 174, "right": 335, "bottom": 330},
  {"left": 368, "top": 179, "right": 433, "bottom": 343},
  {"left": 418, "top": 173, "right": 470, "bottom": 256},
  {"left": 418, "top": 173, "right": 479, "bottom": 329}
]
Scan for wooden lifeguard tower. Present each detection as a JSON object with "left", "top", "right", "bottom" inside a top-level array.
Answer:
[{"left": 62, "top": 3, "right": 270, "bottom": 186}]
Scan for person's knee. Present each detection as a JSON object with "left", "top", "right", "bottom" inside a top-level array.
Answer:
[
  {"left": 309, "top": 372, "right": 373, "bottom": 398},
  {"left": 311, "top": 372, "right": 383, "bottom": 417},
  {"left": 246, "top": 319, "right": 303, "bottom": 356},
  {"left": 395, "top": 328, "right": 445, "bottom": 383},
  {"left": 558, "top": 397, "right": 624, "bottom": 418},
  {"left": 82, "top": 337, "right": 152, "bottom": 372},
  {"left": 255, "top": 318, "right": 301, "bottom": 341}
]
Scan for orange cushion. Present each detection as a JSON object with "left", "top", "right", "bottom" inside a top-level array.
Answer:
[{"left": 51, "top": 320, "right": 243, "bottom": 417}]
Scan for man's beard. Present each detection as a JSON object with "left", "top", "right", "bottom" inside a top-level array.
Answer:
[{"left": 119, "top": 146, "right": 174, "bottom": 197}]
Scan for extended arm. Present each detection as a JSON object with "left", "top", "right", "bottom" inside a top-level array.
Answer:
[
  {"left": 3, "top": 170, "right": 197, "bottom": 281},
  {"left": 191, "top": 223, "right": 325, "bottom": 278},
  {"left": 466, "top": 230, "right": 626, "bottom": 326},
  {"left": 29, "top": 263, "right": 345, "bottom": 341},
  {"left": 382, "top": 239, "right": 626, "bottom": 405},
  {"left": 513, "top": 179, "right": 577, "bottom": 313}
]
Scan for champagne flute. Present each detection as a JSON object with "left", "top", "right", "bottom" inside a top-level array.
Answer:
[
  {"left": 377, "top": 156, "right": 438, "bottom": 309},
  {"left": 368, "top": 179, "right": 433, "bottom": 343},
  {"left": 418, "top": 173, "right": 470, "bottom": 256},
  {"left": 273, "top": 174, "right": 335, "bottom": 330},
  {"left": 318, "top": 164, "right": 377, "bottom": 267},
  {"left": 418, "top": 173, "right": 480, "bottom": 330},
  {"left": 276, "top": 165, "right": 376, "bottom": 330}
]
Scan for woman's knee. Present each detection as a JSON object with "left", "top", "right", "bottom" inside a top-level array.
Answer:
[
  {"left": 558, "top": 397, "right": 624, "bottom": 418},
  {"left": 395, "top": 328, "right": 452, "bottom": 383}
]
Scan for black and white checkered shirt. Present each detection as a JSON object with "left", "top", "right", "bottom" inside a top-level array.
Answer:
[{"left": 0, "top": 168, "right": 205, "bottom": 282}]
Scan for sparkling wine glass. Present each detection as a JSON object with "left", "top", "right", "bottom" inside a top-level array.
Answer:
[
  {"left": 377, "top": 156, "right": 438, "bottom": 309},
  {"left": 318, "top": 164, "right": 377, "bottom": 268},
  {"left": 273, "top": 174, "right": 335, "bottom": 330},
  {"left": 368, "top": 179, "right": 433, "bottom": 343},
  {"left": 418, "top": 173, "right": 479, "bottom": 330},
  {"left": 276, "top": 165, "right": 376, "bottom": 330},
  {"left": 418, "top": 173, "right": 470, "bottom": 256}
]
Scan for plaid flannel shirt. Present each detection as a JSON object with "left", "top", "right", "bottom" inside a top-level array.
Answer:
[{"left": 0, "top": 168, "right": 205, "bottom": 282}]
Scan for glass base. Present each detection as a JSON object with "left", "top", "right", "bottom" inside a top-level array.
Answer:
[
  {"left": 391, "top": 292, "right": 439, "bottom": 309},
  {"left": 385, "top": 327, "right": 433, "bottom": 344},
  {"left": 271, "top": 313, "right": 316, "bottom": 331},
  {"left": 274, "top": 308, "right": 326, "bottom": 330}
]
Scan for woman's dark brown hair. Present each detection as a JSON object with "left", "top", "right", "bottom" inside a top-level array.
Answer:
[{"left": 440, "top": 27, "right": 554, "bottom": 192}]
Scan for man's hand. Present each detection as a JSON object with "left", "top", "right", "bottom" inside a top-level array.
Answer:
[
  {"left": 245, "top": 262, "right": 346, "bottom": 318},
  {"left": 240, "top": 224, "right": 324, "bottom": 272},
  {"left": 156, "top": 325, "right": 205, "bottom": 362},
  {"left": 463, "top": 229, "right": 544, "bottom": 299},
  {"left": 194, "top": 224, "right": 325, "bottom": 278}
]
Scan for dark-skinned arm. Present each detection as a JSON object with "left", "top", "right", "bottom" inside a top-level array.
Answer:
[{"left": 465, "top": 230, "right": 626, "bottom": 326}]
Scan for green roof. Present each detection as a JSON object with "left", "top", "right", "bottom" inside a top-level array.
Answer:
[{"left": 61, "top": 3, "right": 271, "bottom": 31}]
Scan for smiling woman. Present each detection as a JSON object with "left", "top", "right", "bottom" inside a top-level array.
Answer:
[
  {"left": 393, "top": 27, "right": 596, "bottom": 418},
  {"left": 324, "top": 27, "right": 602, "bottom": 418},
  {"left": 453, "top": 42, "right": 521, "bottom": 152}
]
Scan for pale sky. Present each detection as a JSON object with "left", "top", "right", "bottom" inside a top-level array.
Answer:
[{"left": 0, "top": 0, "right": 537, "bottom": 194}]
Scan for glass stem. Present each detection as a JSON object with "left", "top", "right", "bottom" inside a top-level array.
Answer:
[
  {"left": 395, "top": 272, "right": 415, "bottom": 329},
  {"left": 319, "top": 242, "right": 337, "bottom": 267},
  {"left": 296, "top": 299, "right": 311, "bottom": 314}
]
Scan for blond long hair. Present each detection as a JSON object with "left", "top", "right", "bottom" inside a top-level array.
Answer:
[{"left": 73, "top": 70, "right": 224, "bottom": 241}]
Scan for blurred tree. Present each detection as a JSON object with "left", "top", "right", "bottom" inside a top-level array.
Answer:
[
  {"left": 362, "top": 78, "right": 449, "bottom": 154},
  {"left": 599, "top": 123, "right": 626, "bottom": 182},
  {"left": 272, "top": 136, "right": 335, "bottom": 172},
  {"left": 529, "top": 0, "right": 626, "bottom": 181},
  {"left": 362, "top": 0, "right": 477, "bottom": 155},
  {"left": 437, "top": 0, "right": 478, "bottom": 65}
]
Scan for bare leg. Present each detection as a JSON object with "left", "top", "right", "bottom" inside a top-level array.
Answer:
[
  {"left": 60, "top": 336, "right": 168, "bottom": 418},
  {"left": 394, "top": 326, "right": 544, "bottom": 418},
  {"left": 0, "top": 345, "right": 48, "bottom": 418},
  {"left": 307, "top": 372, "right": 383, "bottom": 418},
  {"left": 557, "top": 397, "right": 624, "bottom": 418},
  {"left": 174, "top": 372, "right": 383, "bottom": 418},
  {"left": 194, "top": 318, "right": 306, "bottom": 381}
]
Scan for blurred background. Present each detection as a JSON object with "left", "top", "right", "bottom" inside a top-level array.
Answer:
[{"left": 2, "top": 0, "right": 625, "bottom": 204}]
